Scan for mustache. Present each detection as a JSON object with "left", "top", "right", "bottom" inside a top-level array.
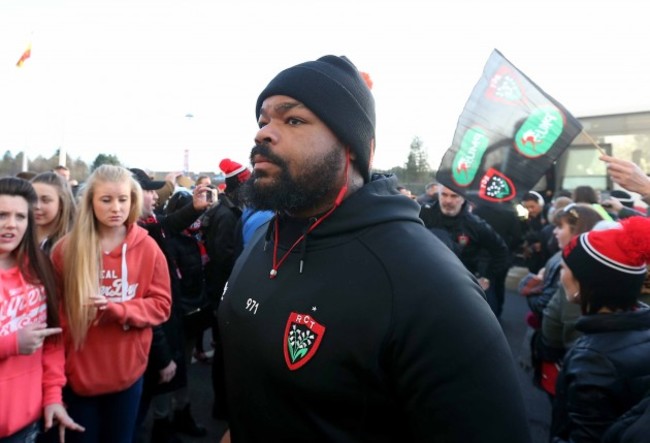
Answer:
[{"left": 249, "top": 144, "right": 286, "bottom": 167}]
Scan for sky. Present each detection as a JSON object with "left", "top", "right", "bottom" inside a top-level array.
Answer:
[{"left": 1, "top": 0, "right": 650, "bottom": 175}]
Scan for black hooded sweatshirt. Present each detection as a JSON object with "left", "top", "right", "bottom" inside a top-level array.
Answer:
[{"left": 217, "top": 175, "right": 531, "bottom": 443}]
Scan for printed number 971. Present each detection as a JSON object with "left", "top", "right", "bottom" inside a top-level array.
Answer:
[{"left": 246, "top": 298, "right": 259, "bottom": 315}]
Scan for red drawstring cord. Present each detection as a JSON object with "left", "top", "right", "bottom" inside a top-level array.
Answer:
[{"left": 269, "top": 149, "right": 350, "bottom": 279}]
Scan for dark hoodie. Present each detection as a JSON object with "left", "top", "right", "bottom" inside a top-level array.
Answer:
[{"left": 217, "top": 175, "right": 531, "bottom": 443}]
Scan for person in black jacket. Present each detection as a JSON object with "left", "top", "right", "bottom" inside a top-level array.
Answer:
[
  {"left": 420, "top": 186, "right": 510, "bottom": 317},
  {"left": 551, "top": 216, "right": 650, "bottom": 443},
  {"left": 200, "top": 158, "right": 249, "bottom": 418},
  {"left": 215, "top": 55, "right": 531, "bottom": 442},
  {"left": 521, "top": 190, "right": 548, "bottom": 274},
  {"left": 129, "top": 168, "right": 210, "bottom": 443},
  {"left": 470, "top": 200, "right": 523, "bottom": 318}
]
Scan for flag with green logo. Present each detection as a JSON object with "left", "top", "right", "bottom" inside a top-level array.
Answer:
[{"left": 436, "top": 49, "right": 582, "bottom": 205}]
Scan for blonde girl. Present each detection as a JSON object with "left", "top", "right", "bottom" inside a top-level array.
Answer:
[{"left": 49, "top": 165, "right": 171, "bottom": 443}]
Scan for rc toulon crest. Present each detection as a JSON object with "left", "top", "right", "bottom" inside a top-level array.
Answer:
[{"left": 283, "top": 312, "right": 326, "bottom": 370}]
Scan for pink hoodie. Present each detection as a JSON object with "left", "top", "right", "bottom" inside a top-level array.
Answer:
[
  {"left": 51, "top": 223, "right": 171, "bottom": 396},
  {"left": 0, "top": 266, "right": 65, "bottom": 437}
]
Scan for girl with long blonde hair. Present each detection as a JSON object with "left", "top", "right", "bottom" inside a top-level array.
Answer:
[{"left": 49, "top": 165, "right": 171, "bottom": 443}]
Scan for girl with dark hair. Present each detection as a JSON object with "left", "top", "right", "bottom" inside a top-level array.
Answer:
[
  {"left": 0, "top": 177, "right": 82, "bottom": 442},
  {"left": 551, "top": 216, "right": 650, "bottom": 442}
]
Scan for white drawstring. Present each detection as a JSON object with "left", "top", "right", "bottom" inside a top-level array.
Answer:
[{"left": 121, "top": 243, "right": 128, "bottom": 302}]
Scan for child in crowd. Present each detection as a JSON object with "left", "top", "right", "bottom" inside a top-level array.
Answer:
[
  {"left": 535, "top": 203, "right": 603, "bottom": 397},
  {"left": 48, "top": 165, "right": 171, "bottom": 443},
  {"left": 0, "top": 177, "right": 82, "bottom": 442},
  {"left": 30, "top": 172, "right": 76, "bottom": 255},
  {"left": 551, "top": 216, "right": 650, "bottom": 442}
]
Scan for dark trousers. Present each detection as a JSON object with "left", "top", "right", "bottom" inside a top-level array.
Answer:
[
  {"left": 486, "top": 269, "right": 508, "bottom": 319},
  {"left": 60, "top": 377, "right": 143, "bottom": 443}
]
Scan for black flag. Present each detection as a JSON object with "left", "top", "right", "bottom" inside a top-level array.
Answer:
[{"left": 436, "top": 49, "right": 582, "bottom": 205}]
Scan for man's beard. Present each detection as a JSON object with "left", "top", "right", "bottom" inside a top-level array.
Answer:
[{"left": 242, "top": 143, "right": 345, "bottom": 214}]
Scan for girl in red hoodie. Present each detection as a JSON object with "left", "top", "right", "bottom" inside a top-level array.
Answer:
[
  {"left": 49, "top": 165, "right": 171, "bottom": 443},
  {"left": 0, "top": 177, "right": 82, "bottom": 442}
]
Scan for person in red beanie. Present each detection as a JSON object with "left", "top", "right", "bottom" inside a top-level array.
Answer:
[
  {"left": 200, "top": 158, "right": 249, "bottom": 418},
  {"left": 551, "top": 216, "right": 650, "bottom": 442}
]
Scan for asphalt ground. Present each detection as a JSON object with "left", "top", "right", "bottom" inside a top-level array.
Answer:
[{"left": 143, "top": 266, "right": 551, "bottom": 443}]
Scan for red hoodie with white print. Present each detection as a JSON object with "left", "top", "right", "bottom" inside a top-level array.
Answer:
[
  {"left": 50, "top": 223, "right": 171, "bottom": 396},
  {"left": 0, "top": 266, "right": 65, "bottom": 437}
]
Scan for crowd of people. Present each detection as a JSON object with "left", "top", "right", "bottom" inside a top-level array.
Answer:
[{"left": 1, "top": 53, "right": 650, "bottom": 443}]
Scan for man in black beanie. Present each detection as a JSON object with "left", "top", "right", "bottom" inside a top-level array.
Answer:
[{"left": 216, "top": 55, "right": 531, "bottom": 443}]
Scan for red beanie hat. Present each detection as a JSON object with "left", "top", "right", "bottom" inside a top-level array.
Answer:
[
  {"left": 219, "top": 158, "right": 251, "bottom": 191},
  {"left": 563, "top": 216, "right": 650, "bottom": 298}
]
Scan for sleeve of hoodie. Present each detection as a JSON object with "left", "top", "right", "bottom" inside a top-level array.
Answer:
[
  {"left": 103, "top": 242, "right": 172, "bottom": 328},
  {"left": 41, "top": 243, "right": 67, "bottom": 406},
  {"left": 386, "top": 236, "right": 531, "bottom": 442},
  {"left": 41, "top": 335, "right": 66, "bottom": 406}
]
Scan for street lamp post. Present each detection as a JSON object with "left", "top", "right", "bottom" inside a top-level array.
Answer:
[{"left": 184, "top": 113, "right": 193, "bottom": 175}]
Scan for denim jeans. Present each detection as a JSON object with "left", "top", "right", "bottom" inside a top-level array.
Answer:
[
  {"left": 61, "top": 377, "right": 143, "bottom": 443},
  {"left": 0, "top": 421, "right": 39, "bottom": 443}
]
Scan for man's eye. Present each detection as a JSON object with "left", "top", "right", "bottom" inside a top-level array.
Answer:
[
  {"left": 258, "top": 120, "right": 268, "bottom": 129},
  {"left": 287, "top": 118, "right": 303, "bottom": 126}
]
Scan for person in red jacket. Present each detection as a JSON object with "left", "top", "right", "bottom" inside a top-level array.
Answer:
[
  {"left": 0, "top": 177, "right": 82, "bottom": 442},
  {"left": 48, "top": 165, "right": 171, "bottom": 443}
]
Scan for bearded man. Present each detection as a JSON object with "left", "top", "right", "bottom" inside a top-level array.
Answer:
[{"left": 215, "top": 55, "right": 531, "bottom": 443}]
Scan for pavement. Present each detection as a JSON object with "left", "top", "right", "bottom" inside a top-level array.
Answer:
[{"left": 145, "top": 266, "right": 551, "bottom": 443}]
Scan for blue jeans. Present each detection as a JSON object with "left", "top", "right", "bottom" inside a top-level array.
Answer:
[
  {"left": 0, "top": 421, "right": 39, "bottom": 443},
  {"left": 62, "top": 377, "right": 143, "bottom": 443}
]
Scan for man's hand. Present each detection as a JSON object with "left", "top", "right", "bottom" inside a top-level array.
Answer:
[
  {"left": 159, "top": 360, "right": 177, "bottom": 384},
  {"left": 600, "top": 154, "right": 650, "bottom": 197},
  {"left": 192, "top": 185, "right": 214, "bottom": 211},
  {"left": 44, "top": 403, "right": 85, "bottom": 443},
  {"left": 17, "top": 323, "right": 61, "bottom": 355}
]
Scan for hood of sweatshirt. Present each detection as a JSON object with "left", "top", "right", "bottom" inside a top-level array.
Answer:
[{"left": 318, "top": 174, "right": 424, "bottom": 235}]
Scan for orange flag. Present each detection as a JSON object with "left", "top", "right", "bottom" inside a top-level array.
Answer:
[{"left": 16, "top": 43, "right": 31, "bottom": 67}]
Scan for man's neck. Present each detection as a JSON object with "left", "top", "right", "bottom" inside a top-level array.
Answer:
[{"left": 285, "top": 174, "right": 364, "bottom": 219}]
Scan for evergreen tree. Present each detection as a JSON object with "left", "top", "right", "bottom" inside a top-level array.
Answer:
[
  {"left": 404, "top": 136, "right": 430, "bottom": 184},
  {"left": 90, "top": 154, "right": 122, "bottom": 171}
]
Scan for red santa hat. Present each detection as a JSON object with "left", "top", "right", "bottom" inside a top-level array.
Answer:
[{"left": 219, "top": 158, "right": 251, "bottom": 189}]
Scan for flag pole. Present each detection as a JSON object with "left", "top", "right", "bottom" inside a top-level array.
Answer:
[{"left": 581, "top": 129, "right": 607, "bottom": 156}]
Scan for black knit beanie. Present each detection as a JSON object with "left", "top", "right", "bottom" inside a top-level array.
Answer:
[{"left": 256, "top": 55, "right": 376, "bottom": 183}]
